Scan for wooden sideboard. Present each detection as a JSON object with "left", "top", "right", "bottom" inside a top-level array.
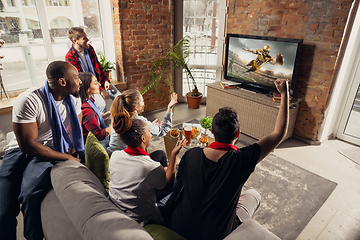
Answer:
[{"left": 206, "top": 82, "right": 301, "bottom": 142}]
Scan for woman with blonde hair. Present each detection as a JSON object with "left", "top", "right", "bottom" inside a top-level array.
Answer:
[{"left": 107, "top": 89, "right": 177, "bottom": 160}]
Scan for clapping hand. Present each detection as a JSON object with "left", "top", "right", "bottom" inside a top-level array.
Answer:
[
  {"left": 167, "top": 92, "right": 178, "bottom": 112},
  {"left": 104, "top": 81, "right": 112, "bottom": 90},
  {"left": 100, "top": 88, "right": 110, "bottom": 100},
  {"left": 171, "top": 139, "right": 187, "bottom": 157}
]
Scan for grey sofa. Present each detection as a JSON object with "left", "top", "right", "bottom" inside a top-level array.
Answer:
[{"left": 40, "top": 160, "right": 280, "bottom": 240}]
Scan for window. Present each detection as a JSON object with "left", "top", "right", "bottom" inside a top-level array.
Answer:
[
  {"left": 0, "top": 0, "right": 116, "bottom": 93},
  {"left": 52, "top": 18, "right": 58, "bottom": 28},
  {"left": 48, "top": 0, "right": 62, "bottom": 6},
  {"left": 6, "top": 0, "right": 15, "bottom": 7},
  {"left": 0, "top": 20, "right": 8, "bottom": 31},
  {"left": 177, "top": 0, "right": 228, "bottom": 98}
]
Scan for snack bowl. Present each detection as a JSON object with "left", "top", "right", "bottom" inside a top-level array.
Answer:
[
  {"left": 170, "top": 129, "right": 180, "bottom": 138},
  {"left": 191, "top": 127, "right": 200, "bottom": 138}
]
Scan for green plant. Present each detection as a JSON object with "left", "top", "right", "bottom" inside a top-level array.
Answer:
[
  {"left": 99, "top": 55, "right": 115, "bottom": 72},
  {"left": 200, "top": 116, "right": 213, "bottom": 131},
  {"left": 141, "top": 36, "right": 200, "bottom": 97}
]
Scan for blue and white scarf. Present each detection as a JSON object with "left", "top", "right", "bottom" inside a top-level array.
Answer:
[
  {"left": 73, "top": 45, "right": 96, "bottom": 77},
  {"left": 41, "top": 81, "right": 84, "bottom": 153},
  {"left": 86, "top": 98, "right": 106, "bottom": 129}
]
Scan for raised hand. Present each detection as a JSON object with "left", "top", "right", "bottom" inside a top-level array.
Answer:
[
  {"left": 274, "top": 79, "right": 289, "bottom": 95},
  {"left": 167, "top": 92, "right": 178, "bottom": 112},
  {"left": 152, "top": 119, "right": 163, "bottom": 126},
  {"left": 100, "top": 88, "right": 110, "bottom": 100}
]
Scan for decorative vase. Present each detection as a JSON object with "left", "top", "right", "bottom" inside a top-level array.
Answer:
[
  {"left": 186, "top": 93, "right": 202, "bottom": 109},
  {"left": 104, "top": 71, "right": 111, "bottom": 79}
]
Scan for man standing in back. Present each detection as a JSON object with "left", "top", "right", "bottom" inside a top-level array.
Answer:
[
  {"left": 66, "top": 27, "right": 121, "bottom": 113},
  {"left": 0, "top": 61, "right": 84, "bottom": 240}
]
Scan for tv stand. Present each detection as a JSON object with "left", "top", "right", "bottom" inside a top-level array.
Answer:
[
  {"left": 238, "top": 83, "right": 271, "bottom": 94},
  {"left": 206, "top": 82, "right": 301, "bottom": 142}
]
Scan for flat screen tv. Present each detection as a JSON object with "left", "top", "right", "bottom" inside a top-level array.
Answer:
[{"left": 224, "top": 34, "right": 303, "bottom": 95}]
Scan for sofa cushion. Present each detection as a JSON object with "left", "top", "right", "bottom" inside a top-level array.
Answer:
[
  {"left": 49, "top": 160, "right": 153, "bottom": 240},
  {"left": 85, "top": 132, "right": 110, "bottom": 191},
  {"left": 223, "top": 219, "right": 280, "bottom": 240},
  {"left": 144, "top": 224, "right": 186, "bottom": 240},
  {"left": 41, "top": 189, "right": 83, "bottom": 240}
]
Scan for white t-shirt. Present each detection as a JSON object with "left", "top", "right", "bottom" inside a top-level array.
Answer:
[
  {"left": 4, "top": 87, "right": 82, "bottom": 151},
  {"left": 108, "top": 150, "right": 167, "bottom": 224}
]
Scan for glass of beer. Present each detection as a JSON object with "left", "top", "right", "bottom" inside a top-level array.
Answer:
[{"left": 184, "top": 125, "right": 192, "bottom": 146}]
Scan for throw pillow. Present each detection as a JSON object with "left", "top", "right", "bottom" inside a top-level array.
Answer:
[
  {"left": 144, "top": 224, "right": 185, "bottom": 240},
  {"left": 85, "top": 132, "right": 110, "bottom": 192}
]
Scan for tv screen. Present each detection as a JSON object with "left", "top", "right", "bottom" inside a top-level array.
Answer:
[{"left": 224, "top": 34, "right": 303, "bottom": 95}]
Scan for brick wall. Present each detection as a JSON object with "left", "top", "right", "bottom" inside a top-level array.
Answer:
[
  {"left": 227, "top": 0, "right": 353, "bottom": 141},
  {"left": 112, "top": 0, "right": 174, "bottom": 112}
]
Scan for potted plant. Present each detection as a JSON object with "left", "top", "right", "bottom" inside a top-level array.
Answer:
[
  {"left": 200, "top": 116, "right": 213, "bottom": 135},
  {"left": 99, "top": 55, "right": 116, "bottom": 79},
  {"left": 141, "top": 36, "right": 202, "bottom": 109}
]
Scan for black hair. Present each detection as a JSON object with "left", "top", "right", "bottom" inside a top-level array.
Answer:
[
  {"left": 78, "top": 72, "right": 95, "bottom": 103},
  {"left": 46, "top": 61, "right": 72, "bottom": 90},
  {"left": 113, "top": 113, "right": 147, "bottom": 147},
  {"left": 212, "top": 107, "right": 240, "bottom": 143}
]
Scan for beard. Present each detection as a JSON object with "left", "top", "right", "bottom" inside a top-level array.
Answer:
[
  {"left": 82, "top": 43, "right": 90, "bottom": 49},
  {"left": 71, "top": 91, "right": 80, "bottom": 98}
]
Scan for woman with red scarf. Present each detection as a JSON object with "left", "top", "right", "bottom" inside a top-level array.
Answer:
[
  {"left": 108, "top": 113, "right": 186, "bottom": 226},
  {"left": 169, "top": 79, "right": 289, "bottom": 240}
]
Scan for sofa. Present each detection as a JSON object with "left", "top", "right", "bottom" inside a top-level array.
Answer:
[{"left": 40, "top": 160, "right": 280, "bottom": 240}]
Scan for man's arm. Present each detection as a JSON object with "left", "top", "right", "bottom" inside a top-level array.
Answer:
[
  {"left": 13, "top": 122, "right": 80, "bottom": 162},
  {"left": 88, "top": 45, "right": 110, "bottom": 88},
  {"left": 268, "top": 57, "right": 277, "bottom": 65},
  {"left": 256, "top": 79, "right": 289, "bottom": 163},
  {"left": 65, "top": 47, "right": 82, "bottom": 72}
]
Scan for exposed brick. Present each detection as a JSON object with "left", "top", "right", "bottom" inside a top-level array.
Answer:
[
  {"left": 319, "top": 29, "right": 334, "bottom": 37},
  {"left": 311, "top": 8, "right": 327, "bottom": 16},
  {"left": 112, "top": 0, "right": 353, "bottom": 141},
  {"left": 283, "top": 14, "right": 304, "bottom": 21},
  {"left": 309, "top": 23, "right": 319, "bottom": 29},
  {"left": 331, "top": 9, "right": 351, "bottom": 18}
]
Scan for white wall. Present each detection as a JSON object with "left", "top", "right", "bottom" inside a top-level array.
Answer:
[{"left": 319, "top": 5, "right": 360, "bottom": 142}]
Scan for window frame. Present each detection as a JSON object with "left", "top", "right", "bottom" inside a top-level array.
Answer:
[{"left": 175, "top": 0, "right": 228, "bottom": 103}]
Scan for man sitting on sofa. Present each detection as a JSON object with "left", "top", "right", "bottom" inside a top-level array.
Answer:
[
  {"left": 169, "top": 79, "right": 289, "bottom": 240},
  {"left": 0, "top": 61, "right": 84, "bottom": 240}
]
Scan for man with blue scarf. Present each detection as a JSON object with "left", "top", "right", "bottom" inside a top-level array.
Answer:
[
  {"left": 0, "top": 61, "right": 84, "bottom": 240},
  {"left": 65, "top": 27, "right": 121, "bottom": 113}
]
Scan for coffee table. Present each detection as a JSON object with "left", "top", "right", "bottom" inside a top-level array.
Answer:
[{"left": 163, "top": 123, "right": 214, "bottom": 159}]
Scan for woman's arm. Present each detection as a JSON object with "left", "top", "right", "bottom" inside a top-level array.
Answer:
[
  {"left": 82, "top": 107, "right": 109, "bottom": 141},
  {"left": 160, "top": 139, "right": 187, "bottom": 193}
]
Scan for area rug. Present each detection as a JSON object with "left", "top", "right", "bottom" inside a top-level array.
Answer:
[
  {"left": 148, "top": 120, "right": 338, "bottom": 240},
  {"left": 338, "top": 146, "right": 360, "bottom": 165},
  {"left": 243, "top": 154, "right": 337, "bottom": 240}
]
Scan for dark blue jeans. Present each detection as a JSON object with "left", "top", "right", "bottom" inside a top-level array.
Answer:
[{"left": 0, "top": 148, "right": 55, "bottom": 240}]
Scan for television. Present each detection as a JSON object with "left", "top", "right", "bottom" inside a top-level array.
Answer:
[{"left": 224, "top": 34, "right": 303, "bottom": 95}]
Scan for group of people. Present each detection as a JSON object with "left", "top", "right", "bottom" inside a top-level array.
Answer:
[{"left": 0, "top": 26, "right": 290, "bottom": 240}]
